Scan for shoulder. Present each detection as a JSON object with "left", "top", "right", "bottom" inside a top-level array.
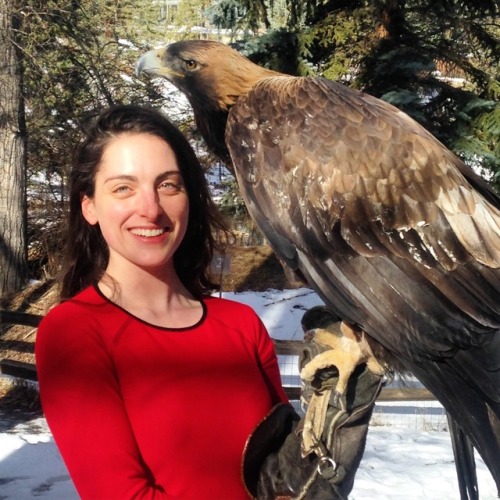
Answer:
[
  {"left": 37, "top": 286, "right": 118, "bottom": 345},
  {"left": 203, "top": 294, "right": 260, "bottom": 317},
  {"left": 36, "top": 286, "right": 125, "bottom": 361},
  {"left": 39, "top": 286, "right": 105, "bottom": 326},
  {"left": 202, "top": 295, "right": 265, "bottom": 329},
  {"left": 201, "top": 295, "right": 272, "bottom": 347},
  {"left": 242, "top": 75, "right": 352, "bottom": 108}
]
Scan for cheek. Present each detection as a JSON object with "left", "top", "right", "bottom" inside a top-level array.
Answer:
[
  {"left": 178, "top": 203, "right": 190, "bottom": 234},
  {"left": 94, "top": 203, "right": 130, "bottom": 236},
  {"left": 172, "top": 198, "right": 190, "bottom": 239},
  {"left": 166, "top": 196, "right": 189, "bottom": 221}
]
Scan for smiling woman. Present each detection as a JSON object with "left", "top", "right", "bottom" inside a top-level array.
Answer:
[
  {"left": 58, "top": 105, "right": 227, "bottom": 302},
  {"left": 34, "top": 105, "right": 290, "bottom": 499},
  {"left": 80, "top": 133, "right": 190, "bottom": 295}
]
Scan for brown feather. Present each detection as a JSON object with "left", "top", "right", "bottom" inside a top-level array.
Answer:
[{"left": 227, "top": 76, "right": 500, "bottom": 270}]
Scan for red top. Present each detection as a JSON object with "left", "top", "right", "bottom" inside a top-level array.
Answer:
[{"left": 36, "top": 286, "right": 288, "bottom": 499}]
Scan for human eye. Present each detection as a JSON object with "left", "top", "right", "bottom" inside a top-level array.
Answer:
[
  {"left": 111, "top": 184, "right": 134, "bottom": 197},
  {"left": 114, "top": 185, "right": 130, "bottom": 194},
  {"left": 159, "top": 181, "right": 182, "bottom": 194},
  {"left": 159, "top": 174, "right": 185, "bottom": 194},
  {"left": 104, "top": 176, "right": 136, "bottom": 196}
]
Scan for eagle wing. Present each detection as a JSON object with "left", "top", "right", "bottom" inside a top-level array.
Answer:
[
  {"left": 226, "top": 74, "right": 500, "bottom": 381},
  {"left": 228, "top": 76, "right": 500, "bottom": 265}
]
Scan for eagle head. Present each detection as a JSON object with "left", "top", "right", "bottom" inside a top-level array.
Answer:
[
  {"left": 136, "top": 40, "right": 279, "bottom": 166},
  {"left": 136, "top": 40, "right": 278, "bottom": 113}
]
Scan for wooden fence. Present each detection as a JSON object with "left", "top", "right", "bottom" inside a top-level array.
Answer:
[{"left": 0, "top": 310, "right": 434, "bottom": 402}]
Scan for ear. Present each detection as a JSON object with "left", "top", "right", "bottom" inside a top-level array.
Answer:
[{"left": 81, "top": 195, "right": 98, "bottom": 225}]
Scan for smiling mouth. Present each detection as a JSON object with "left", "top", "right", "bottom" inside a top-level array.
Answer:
[{"left": 130, "top": 228, "right": 168, "bottom": 237}]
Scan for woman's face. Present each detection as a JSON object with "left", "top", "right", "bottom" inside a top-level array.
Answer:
[{"left": 81, "top": 132, "right": 189, "bottom": 276}]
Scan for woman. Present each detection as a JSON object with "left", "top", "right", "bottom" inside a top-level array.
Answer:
[{"left": 35, "top": 104, "right": 289, "bottom": 499}]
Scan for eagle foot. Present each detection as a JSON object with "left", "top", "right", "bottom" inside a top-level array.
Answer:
[
  {"left": 332, "top": 390, "right": 346, "bottom": 411},
  {"left": 299, "top": 307, "right": 386, "bottom": 457}
]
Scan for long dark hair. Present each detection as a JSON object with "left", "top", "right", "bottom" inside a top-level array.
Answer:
[{"left": 59, "top": 104, "right": 228, "bottom": 299}]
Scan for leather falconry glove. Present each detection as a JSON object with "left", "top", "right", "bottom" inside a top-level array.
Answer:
[{"left": 242, "top": 306, "right": 386, "bottom": 500}]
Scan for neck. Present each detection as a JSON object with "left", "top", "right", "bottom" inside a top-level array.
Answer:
[
  {"left": 214, "top": 63, "right": 279, "bottom": 111},
  {"left": 98, "top": 267, "right": 201, "bottom": 328},
  {"left": 193, "top": 106, "right": 233, "bottom": 167},
  {"left": 191, "top": 62, "right": 280, "bottom": 168},
  {"left": 102, "top": 260, "right": 189, "bottom": 306}
]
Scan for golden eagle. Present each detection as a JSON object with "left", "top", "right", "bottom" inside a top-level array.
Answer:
[{"left": 137, "top": 40, "right": 500, "bottom": 498}]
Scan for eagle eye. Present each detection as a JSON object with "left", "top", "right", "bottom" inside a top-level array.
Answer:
[{"left": 183, "top": 59, "right": 198, "bottom": 71}]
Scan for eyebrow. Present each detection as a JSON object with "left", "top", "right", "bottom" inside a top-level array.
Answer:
[{"left": 103, "top": 170, "right": 182, "bottom": 184}]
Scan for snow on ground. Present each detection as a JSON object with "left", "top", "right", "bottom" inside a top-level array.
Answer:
[{"left": 0, "top": 288, "right": 497, "bottom": 499}]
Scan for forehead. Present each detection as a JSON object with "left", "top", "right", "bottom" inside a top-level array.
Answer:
[{"left": 98, "top": 132, "right": 180, "bottom": 173}]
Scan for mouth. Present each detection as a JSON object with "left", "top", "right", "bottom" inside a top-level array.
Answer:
[{"left": 130, "top": 227, "right": 168, "bottom": 237}]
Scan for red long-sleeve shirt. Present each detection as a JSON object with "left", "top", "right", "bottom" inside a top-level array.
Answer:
[{"left": 36, "top": 286, "right": 288, "bottom": 499}]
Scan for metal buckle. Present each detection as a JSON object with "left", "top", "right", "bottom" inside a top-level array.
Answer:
[{"left": 317, "top": 456, "right": 337, "bottom": 477}]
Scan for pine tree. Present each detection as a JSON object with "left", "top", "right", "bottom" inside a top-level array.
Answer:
[
  {"left": 14, "top": 0, "right": 173, "bottom": 279},
  {"left": 210, "top": 0, "right": 499, "bottom": 188}
]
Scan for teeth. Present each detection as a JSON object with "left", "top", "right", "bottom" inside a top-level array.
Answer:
[{"left": 130, "top": 228, "right": 166, "bottom": 237}]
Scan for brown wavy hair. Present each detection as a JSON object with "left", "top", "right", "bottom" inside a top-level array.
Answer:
[{"left": 59, "top": 104, "right": 228, "bottom": 299}]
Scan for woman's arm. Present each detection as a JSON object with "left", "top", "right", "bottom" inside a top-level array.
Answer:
[
  {"left": 253, "top": 316, "right": 290, "bottom": 405},
  {"left": 36, "top": 307, "right": 171, "bottom": 499}
]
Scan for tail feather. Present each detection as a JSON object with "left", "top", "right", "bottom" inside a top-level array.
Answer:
[
  {"left": 447, "top": 413, "right": 479, "bottom": 500},
  {"left": 410, "top": 359, "right": 500, "bottom": 495}
]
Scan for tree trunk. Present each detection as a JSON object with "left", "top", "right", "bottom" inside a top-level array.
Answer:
[{"left": 0, "top": 0, "right": 27, "bottom": 297}]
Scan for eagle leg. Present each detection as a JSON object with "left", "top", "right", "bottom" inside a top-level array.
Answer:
[
  {"left": 299, "top": 321, "right": 387, "bottom": 462},
  {"left": 301, "top": 323, "right": 386, "bottom": 409},
  {"left": 300, "top": 345, "right": 354, "bottom": 411}
]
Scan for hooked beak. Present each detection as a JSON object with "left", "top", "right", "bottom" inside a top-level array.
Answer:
[{"left": 135, "top": 48, "right": 181, "bottom": 79}]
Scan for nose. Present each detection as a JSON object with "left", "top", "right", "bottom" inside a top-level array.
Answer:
[{"left": 139, "top": 189, "right": 163, "bottom": 220}]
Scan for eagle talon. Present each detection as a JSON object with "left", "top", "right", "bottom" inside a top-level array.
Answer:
[
  {"left": 332, "top": 390, "right": 346, "bottom": 411},
  {"left": 299, "top": 365, "right": 315, "bottom": 384},
  {"left": 300, "top": 323, "right": 386, "bottom": 415}
]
